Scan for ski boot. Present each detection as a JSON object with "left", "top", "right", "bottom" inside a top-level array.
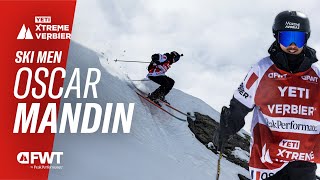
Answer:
[
  {"left": 159, "top": 95, "right": 170, "bottom": 105},
  {"left": 147, "top": 93, "right": 161, "bottom": 107}
]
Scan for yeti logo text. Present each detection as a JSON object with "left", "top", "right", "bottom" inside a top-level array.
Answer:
[
  {"left": 279, "top": 139, "right": 300, "bottom": 150},
  {"left": 278, "top": 86, "right": 309, "bottom": 99},
  {"left": 35, "top": 16, "right": 51, "bottom": 23},
  {"left": 285, "top": 21, "right": 300, "bottom": 29},
  {"left": 17, "top": 24, "right": 33, "bottom": 40},
  {"left": 17, "top": 152, "right": 63, "bottom": 164},
  {"left": 301, "top": 75, "right": 318, "bottom": 83}
]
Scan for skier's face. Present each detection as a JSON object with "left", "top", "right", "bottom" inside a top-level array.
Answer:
[{"left": 280, "top": 43, "right": 303, "bottom": 55}]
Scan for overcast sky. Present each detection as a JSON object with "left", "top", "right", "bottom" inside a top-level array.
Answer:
[{"left": 72, "top": 0, "right": 320, "bottom": 130}]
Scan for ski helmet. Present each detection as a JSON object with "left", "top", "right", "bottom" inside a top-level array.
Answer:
[
  {"left": 272, "top": 11, "right": 310, "bottom": 39},
  {"left": 171, "top": 51, "right": 182, "bottom": 62}
]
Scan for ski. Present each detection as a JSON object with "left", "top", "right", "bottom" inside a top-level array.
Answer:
[
  {"left": 125, "top": 75, "right": 193, "bottom": 120},
  {"left": 135, "top": 88, "right": 195, "bottom": 120},
  {"left": 157, "top": 99, "right": 196, "bottom": 119},
  {"left": 136, "top": 92, "right": 186, "bottom": 122}
]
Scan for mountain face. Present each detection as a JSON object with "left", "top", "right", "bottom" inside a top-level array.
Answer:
[{"left": 48, "top": 41, "right": 250, "bottom": 180}]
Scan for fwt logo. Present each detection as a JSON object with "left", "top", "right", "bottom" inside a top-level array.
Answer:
[
  {"left": 17, "top": 24, "right": 33, "bottom": 40},
  {"left": 268, "top": 72, "right": 287, "bottom": 80},
  {"left": 301, "top": 75, "right": 318, "bottom": 84},
  {"left": 17, "top": 152, "right": 63, "bottom": 164}
]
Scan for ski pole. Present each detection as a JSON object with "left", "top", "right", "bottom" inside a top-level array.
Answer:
[
  {"left": 114, "top": 59, "right": 149, "bottom": 63},
  {"left": 130, "top": 79, "right": 150, "bottom": 81},
  {"left": 216, "top": 142, "right": 224, "bottom": 180},
  {"left": 215, "top": 106, "right": 230, "bottom": 180}
]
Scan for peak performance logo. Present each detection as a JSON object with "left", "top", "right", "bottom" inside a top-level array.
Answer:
[
  {"left": 17, "top": 24, "right": 33, "bottom": 40},
  {"left": 266, "top": 119, "right": 318, "bottom": 134},
  {"left": 17, "top": 16, "right": 71, "bottom": 40}
]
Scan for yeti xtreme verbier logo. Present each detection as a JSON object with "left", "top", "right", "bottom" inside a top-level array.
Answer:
[{"left": 17, "top": 16, "right": 71, "bottom": 40}]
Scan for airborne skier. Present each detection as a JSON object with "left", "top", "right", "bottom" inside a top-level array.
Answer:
[
  {"left": 215, "top": 11, "right": 319, "bottom": 180},
  {"left": 146, "top": 51, "right": 182, "bottom": 105}
]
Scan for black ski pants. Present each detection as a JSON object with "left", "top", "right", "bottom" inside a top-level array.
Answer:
[
  {"left": 148, "top": 76, "right": 175, "bottom": 97},
  {"left": 266, "top": 161, "right": 317, "bottom": 180}
]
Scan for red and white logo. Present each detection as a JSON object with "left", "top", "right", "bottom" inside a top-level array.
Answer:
[
  {"left": 301, "top": 75, "right": 318, "bottom": 84},
  {"left": 17, "top": 152, "right": 63, "bottom": 164},
  {"left": 276, "top": 149, "right": 314, "bottom": 162},
  {"left": 17, "top": 16, "right": 71, "bottom": 41},
  {"left": 279, "top": 139, "right": 300, "bottom": 150},
  {"left": 17, "top": 24, "right": 33, "bottom": 40},
  {"left": 35, "top": 16, "right": 51, "bottom": 23},
  {"left": 268, "top": 72, "right": 287, "bottom": 80},
  {"left": 260, "top": 144, "right": 273, "bottom": 164},
  {"left": 17, "top": 152, "right": 29, "bottom": 164}
]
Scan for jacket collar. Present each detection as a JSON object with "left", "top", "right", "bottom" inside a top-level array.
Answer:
[{"left": 268, "top": 41, "right": 318, "bottom": 73}]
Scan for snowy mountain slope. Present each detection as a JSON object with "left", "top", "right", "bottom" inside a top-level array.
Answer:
[{"left": 48, "top": 41, "right": 249, "bottom": 180}]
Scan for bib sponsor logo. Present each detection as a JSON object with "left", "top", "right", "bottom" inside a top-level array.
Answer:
[
  {"left": 278, "top": 86, "right": 310, "bottom": 99},
  {"left": 279, "top": 139, "right": 300, "bottom": 150},
  {"left": 268, "top": 72, "right": 287, "bottom": 80},
  {"left": 238, "top": 83, "right": 249, "bottom": 98},
  {"left": 260, "top": 144, "right": 273, "bottom": 164},
  {"left": 267, "top": 104, "right": 315, "bottom": 116},
  {"left": 266, "top": 119, "right": 317, "bottom": 132},
  {"left": 267, "top": 86, "right": 316, "bottom": 117},
  {"left": 301, "top": 75, "right": 318, "bottom": 84},
  {"left": 276, "top": 149, "right": 314, "bottom": 161}
]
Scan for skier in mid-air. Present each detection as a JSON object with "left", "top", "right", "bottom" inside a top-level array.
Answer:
[
  {"left": 146, "top": 51, "right": 182, "bottom": 105},
  {"left": 215, "top": 11, "right": 319, "bottom": 180}
]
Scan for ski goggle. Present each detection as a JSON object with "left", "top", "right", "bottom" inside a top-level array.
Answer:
[
  {"left": 173, "top": 55, "right": 180, "bottom": 62},
  {"left": 278, "top": 31, "right": 307, "bottom": 48},
  {"left": 171, "top": 51, "right": 180, "bottom": 62}
]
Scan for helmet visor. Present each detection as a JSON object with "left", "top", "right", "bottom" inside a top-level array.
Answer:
[{"left": 278, "top": 31, "right": 307, "bottom": 48}]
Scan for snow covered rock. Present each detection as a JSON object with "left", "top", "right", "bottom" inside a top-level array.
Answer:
[{"left": 187, "top": 112, "right": 250, "bottom": 172}]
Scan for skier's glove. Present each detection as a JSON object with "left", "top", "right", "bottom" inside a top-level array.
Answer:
[
  {"left": 151, "top": 54, "right": 161, "bottom": 65},
  {"left": 213, "top": 98, "right": 249, "bottom": 151},
  {"left": 213, "top": 106, "right": 231, "bottom": 150}
]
